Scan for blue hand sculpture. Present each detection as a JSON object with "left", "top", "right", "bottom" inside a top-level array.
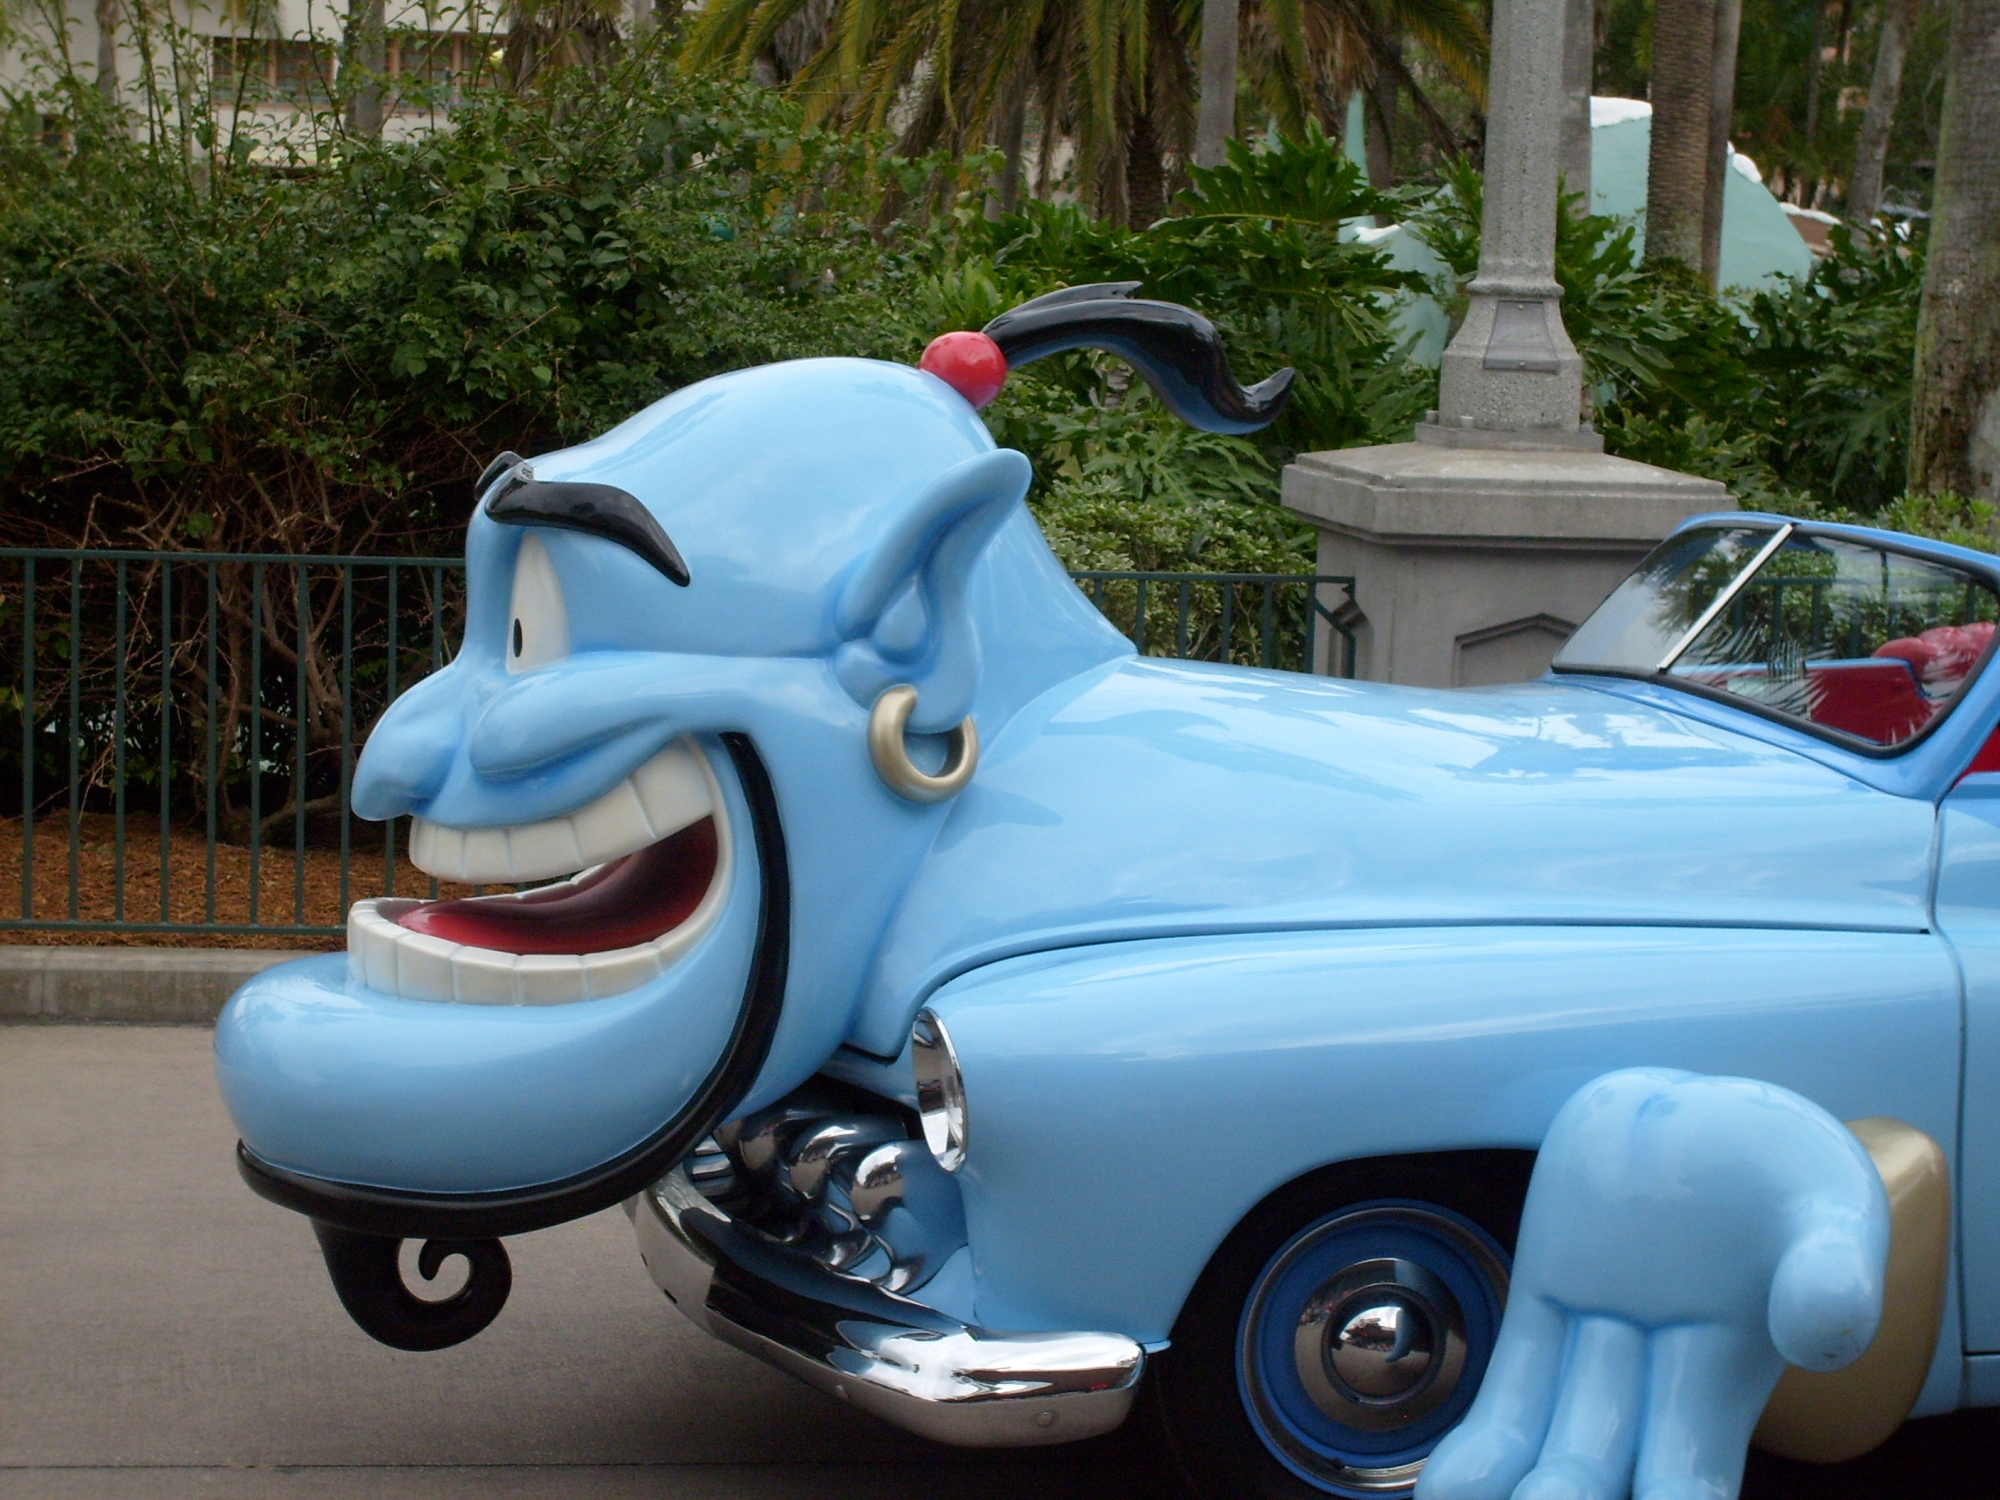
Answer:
[{"left": 1416, "top": 1068, "right": 1889, "bottom": 1500}]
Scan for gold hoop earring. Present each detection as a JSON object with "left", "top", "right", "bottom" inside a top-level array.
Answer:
[{"left": 868, "top": 686, "right": 978, "bottom": 803}]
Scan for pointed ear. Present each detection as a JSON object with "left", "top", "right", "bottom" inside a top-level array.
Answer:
[{"left": 833, "top": 449, "right": 1032, "bottom": 732}]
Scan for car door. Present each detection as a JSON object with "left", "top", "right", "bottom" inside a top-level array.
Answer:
[{"left": 1939, "top": 759, "right": 2000, "bottom": 1358}]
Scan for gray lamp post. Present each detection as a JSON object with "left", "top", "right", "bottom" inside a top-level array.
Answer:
[
  {"left": 1433, "top": 0, "right": 1588, "bottom": 442},
  {"left": 1282, "top": 0, "right": 1732, "bottom": 687}
]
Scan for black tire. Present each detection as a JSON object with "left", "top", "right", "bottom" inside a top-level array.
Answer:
[{"left": 1152, "top": 1152, "right": 1532, "bottom": 1500}]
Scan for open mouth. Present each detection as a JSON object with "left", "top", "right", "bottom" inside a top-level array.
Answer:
[{"left": 346, "top": 740, "right": 730, "bottom": 1005}]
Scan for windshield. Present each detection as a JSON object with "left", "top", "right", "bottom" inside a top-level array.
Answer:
[{"left": 1553, "top": 524, "right": 2000, "bottom": 750}]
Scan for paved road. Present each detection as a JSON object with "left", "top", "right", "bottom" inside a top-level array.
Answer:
[{"left": 1, "top": 1026, "right": 1993, "bottom": 1499}]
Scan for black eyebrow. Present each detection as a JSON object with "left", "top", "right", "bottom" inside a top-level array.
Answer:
[{"left": 480, "top": 462, "right": 690, "bottom": 587}]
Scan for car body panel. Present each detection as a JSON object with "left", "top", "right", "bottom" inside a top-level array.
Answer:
[
  {"left": 918, "top": 924, "right": 1964, "bottom": 1412},
  {"left": 851, "top": 658, "right": 1940, "bottom": 1058},
  {"left": 1937, "top": 773, "right": 2000, "bottom": 1352}
]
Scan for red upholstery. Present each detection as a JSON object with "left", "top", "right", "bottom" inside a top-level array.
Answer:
[
  {"left": 1802, "top": 659, "right": 1934, "bottom": 743},
  {"left": 1961, "top": 726, "right": 2000, "bottom": 781},
  {"left": 1874, "top": 622, "right": 1995, "bottom": 689},
  {"left": 1679, "top": 621, "right": 1993, "bottom": 748}
]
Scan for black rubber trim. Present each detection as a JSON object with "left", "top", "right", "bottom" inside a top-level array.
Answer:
[
  {"left": 236, "top": 732, "right": 791, "bottom": 1240},
  {"left": 312, "top": 1222, "right": 513, "bottom": 1350}
]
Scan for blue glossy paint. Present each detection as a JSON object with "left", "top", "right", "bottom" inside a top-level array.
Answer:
[
  {"left": 1417, "top": 1070, "right": 1888, "bottom": 1500},
  {"left": 214, "top": 734, "right": 761, "bottom": 1192},
  {"left": 205, "top": 344, "right": 1999, "bottom": 1461},
  {"left": 1935, "top": 773, "right": 2000, "bottom": 1352},
  {"left": 852, "top": 659, "right": 1935, "bottom": 1056},
  {"left": 920, "top": 926, "right": 1954, "bottom": 1349},
  {"left": 215, "top": 358, "right": 1127, "bottom": 1193}
]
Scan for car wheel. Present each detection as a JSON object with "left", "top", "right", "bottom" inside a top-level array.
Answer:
[{"left": 1153, "top": 1156, "right": 1528, "bottom": 1500}]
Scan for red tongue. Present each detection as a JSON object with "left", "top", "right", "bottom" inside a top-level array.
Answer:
[{"left": 398, "top": 818, "right": 718, "bottom": 955}]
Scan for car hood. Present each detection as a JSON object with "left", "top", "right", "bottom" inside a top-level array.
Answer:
[{"left": 848, "top": 658, "right": 1937, "bottom": 1056}]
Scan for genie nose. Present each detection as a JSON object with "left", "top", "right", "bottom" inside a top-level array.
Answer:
[{"left": 350, "top": 670, "right": 462, "bottom": 821}]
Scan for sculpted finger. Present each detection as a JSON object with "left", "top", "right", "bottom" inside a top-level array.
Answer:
[
  {"left": 1767, "top": 1219, "right": 1884, "bottom": 1371},
  {"left": 1634, "top": 1323, "right": 1788, "bottom": 1500},
  {"left": 1416, "top": 1295, "right": 1567, "bottom": 1500},
  {"left": 1511, "top": 1315, "right": 1646, "bottom": 1500}
]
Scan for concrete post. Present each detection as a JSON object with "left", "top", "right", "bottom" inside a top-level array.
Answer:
[
  {"left": 1561, "top": 0, "right": 1594, "bottom": 205},
  {"left": 1282, "top": 0, "right": 1733, "bottom": 687},
  {"left": 1435, "top": 0, "right": 1585, "bottom": 439}
]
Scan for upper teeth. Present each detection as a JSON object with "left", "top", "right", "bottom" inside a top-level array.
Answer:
[
  {"left": 348, "top": 738, "right": 730, "bottom": 1007},
  {"left": 409, "top": 740, "right": 713, "bottom": 883}
]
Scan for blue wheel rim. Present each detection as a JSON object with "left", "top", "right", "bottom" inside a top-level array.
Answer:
[{"left": 1235, "top": 1200, "right": 1509, "bottom": 1496}]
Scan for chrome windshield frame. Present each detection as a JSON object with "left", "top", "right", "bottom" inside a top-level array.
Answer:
[
  {"left": 1653, "top": 523, "right": 1794, "bottom": 673},
  {"left": 1554, "top": 520, "right": 2000, "bottom": 763}
]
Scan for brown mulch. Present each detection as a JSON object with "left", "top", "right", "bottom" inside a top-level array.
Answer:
[{"left": 0, "top": 815, "right": 514, "bottom": 948}]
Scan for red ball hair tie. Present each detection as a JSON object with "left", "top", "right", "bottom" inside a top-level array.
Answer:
[{"left": 919, "top": 330, "right": 1009, "bottom": 409}]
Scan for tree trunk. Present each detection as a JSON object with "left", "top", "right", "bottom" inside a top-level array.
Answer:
[
  {"left": 94, "top": 0, "right": 119, "bottom": 100},
  {"left": 1701, "top": 0, "right": 1744, "bottom": 284},
  {"left": 1194, "top": 0, "right": 1240, "bottom": 168},
  {"left": 1909, "top": 0, "right": 2000, "bottom": 499},
  {"left": 1805, "top": 0, "right": 1828, "bottom": 144},
  {"left": 1127, "top": 110, "right": 1167, "bottom": 226},
  {"left": 1646, "top": 0, "right": 1717, "bottom": 269},
  {"left": 343, "top": 0, "right": 386, "bottom": 139},
  {"left": 1848, "top": 0, "right": 1915, "bottom": 219},
  {"left": 1367, "top": 32, "right": 1400, "bottom": 189},
  {"left": 984, "top": 76, "right": 1028, "bottom": 220},
  {"left": 1560, "top": 0, "right": 1594, "bottom": 203}
]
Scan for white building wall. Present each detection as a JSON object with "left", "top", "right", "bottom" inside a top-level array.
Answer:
[{"left": 1, "top": 0, "right": 509, "bottom": 142}]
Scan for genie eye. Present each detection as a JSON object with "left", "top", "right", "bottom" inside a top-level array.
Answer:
[{"left": 506, "top": 534, "right": 571, "bottom": 675}]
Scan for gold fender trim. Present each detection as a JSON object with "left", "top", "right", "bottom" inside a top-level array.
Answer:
[{"left": 1753, "top": 1117, "right": 1950, "bottom": 1464}]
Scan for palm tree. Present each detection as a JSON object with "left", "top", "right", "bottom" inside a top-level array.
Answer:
[
  {"left": 683, "top": 0, "right": 1482, "bottom": 225},
  {"left": 1239, "top": 0, "right": 1485, "bottom": 163},
  {"left": 1909, "top": 0, "right": 2000, "bottom": 499},
  {"left": 1848, "top": 0, "right": 1916, "bottom": 220},
  {"left": 1646, "top": 0, "right": 1715, "bottom": 270},
  {"left": 1196, "top": 0, "right": 1241, "bottom": 167}
]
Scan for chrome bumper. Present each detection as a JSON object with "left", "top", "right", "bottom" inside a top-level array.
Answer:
[{"left": 634, "top": 1168, "right": 1145, "bottom": 1447}]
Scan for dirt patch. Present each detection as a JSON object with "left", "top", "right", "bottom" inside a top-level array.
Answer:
[{"left": 0, "top": 815, "right": 515, "bottom": 948}]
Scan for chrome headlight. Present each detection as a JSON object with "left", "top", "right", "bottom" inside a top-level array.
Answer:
[{"left": 911, "top": 1008, "right": 968, "bottom": 1172}]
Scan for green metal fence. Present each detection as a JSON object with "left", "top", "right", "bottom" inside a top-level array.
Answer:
[{"left": 0, "top": 550, "right": 1354, "bottom": 940}]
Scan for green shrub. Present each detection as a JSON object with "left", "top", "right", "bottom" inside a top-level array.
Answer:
[
  {"left": 913, "top": 125, "right": 1436, "bottom": 574},
  {"left": 1407, "top": 168, "right": 1928, "bottom": 522},
  {"left": 0, "top": 55, "right": 909, "bottom": 553}
]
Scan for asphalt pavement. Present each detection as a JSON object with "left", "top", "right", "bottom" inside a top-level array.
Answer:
[{"left": 2, "top": 1024, "right": 1996, "bottom": 1500}]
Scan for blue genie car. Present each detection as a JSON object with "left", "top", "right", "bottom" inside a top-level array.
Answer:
[{"left": 213, "top": 288, "right": 2000, "bottom": 1499}]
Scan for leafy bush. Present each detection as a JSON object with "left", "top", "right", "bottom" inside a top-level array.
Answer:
[
  {"left": 911, "top": 124, "right": 1437, "bottom": 574},
  {"left": 1409, "top": 171, "right": 1927, "bottom": 519},
  {"left": 0, "top": 61, "right": 1947, "bottom": 577},
  {"left": 0, "top": 56, "right": 908, "bottom": 555}
]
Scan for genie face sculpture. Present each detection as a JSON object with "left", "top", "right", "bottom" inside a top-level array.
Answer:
[{"left": 211, "top": 289, "right": 1290, "bottom": 1327}]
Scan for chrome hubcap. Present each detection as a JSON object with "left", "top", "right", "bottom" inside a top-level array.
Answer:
[
  {"left": 1294, "top": 1259, "right": 1466, "bottom": 1430},
  {"left": 1237, "top": 1203, "right": 1509, "bottom": 1496}
]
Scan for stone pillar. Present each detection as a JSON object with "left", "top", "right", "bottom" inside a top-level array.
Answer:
[
  {"left": 1561, "top": 0, "right": 1594, "bottom": 204},
  {"left": 1287, "top": 448, "right": 1727, "bottom": 685},
  {"left": 1436, "top": 0, "right": 1585, "bottom": 439},
  {"left": 1284, "top": 0, "right": 1732, "bottom": 688}
]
